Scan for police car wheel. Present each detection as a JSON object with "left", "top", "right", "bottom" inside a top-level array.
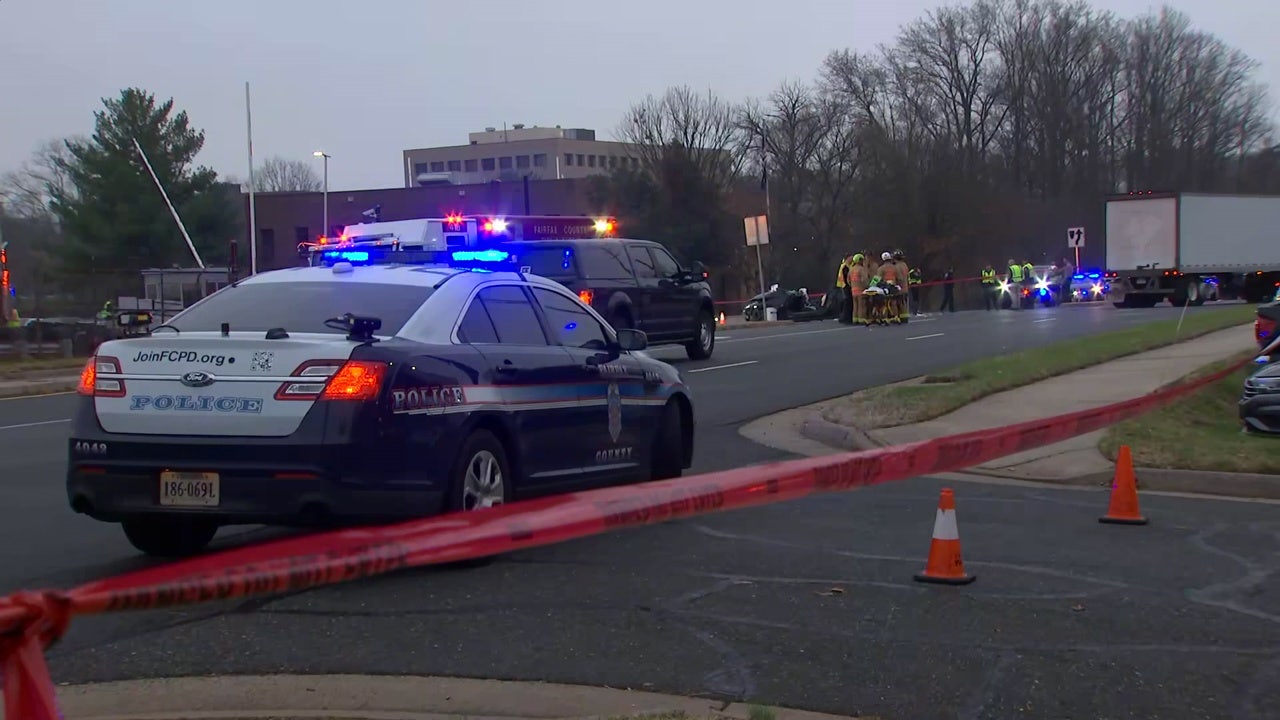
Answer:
[
  {"left": 685, "top": 309, "right": 715, "bottom": 360},
  {"left": 450, "top": 431, "right": 511, "bottom": 513},
  {"left": 651, "top": 401, "right": 685, "bottom": 481},
  {"left": 442, "top": 430, "right": 512, "bottom": 569},
  {"left": 121, "top": 517, "right": 218, "bottom": 558}
]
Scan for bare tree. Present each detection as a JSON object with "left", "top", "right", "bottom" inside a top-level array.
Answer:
[
  {"left": 0, "top": 138, "right": 81, "bottom": 220},
  {"left": 616, "top": 86, "right": 748, "bottom": 191},
  {"left": 252, "top": 156, "right": 323, "bottom": 192}
]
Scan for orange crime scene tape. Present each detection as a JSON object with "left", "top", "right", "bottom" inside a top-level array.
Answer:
[{"left": 0, "top": 356, "right": 1248, "bottom": 719}]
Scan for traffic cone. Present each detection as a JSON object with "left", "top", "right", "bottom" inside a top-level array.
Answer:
[
  {"left": 1099, "top": 445, "right": 1148, "bottom": 525},
  {"left": 913, "top": 488, "right": 976, "bottom": 585},
  {"left": 718, "top": 311, "right": 726, "bottom": 326}
]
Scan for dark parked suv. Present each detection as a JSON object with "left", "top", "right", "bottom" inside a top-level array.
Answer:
[{"left": 505, "top": 238, "right": 717, "bottom": 359}]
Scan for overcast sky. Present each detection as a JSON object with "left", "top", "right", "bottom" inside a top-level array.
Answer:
[{"left": 3, "top": 0, "right": 1278, "bottom": 192}]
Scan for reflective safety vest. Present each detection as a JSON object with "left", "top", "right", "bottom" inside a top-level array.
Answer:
[
  {"left": 848, "top": 264, "right": 867, "bottom": 293},
  {"left": 908, "top": 268, "right": 922, "bottom": 285},
  {"left": 1008, "top": 264, "right": 1024, "bottom": 282},
  {"left": 880, "top": 263, "right": 898, "bottom": 284},
  {"left": 981, "top": 268, "right": 997, "bottom": 284},
  {"left": 1022, "top": 263, "right": 1035, "bottom": 278},
  {"left": 835, "top": 260, "right": 849, "bottom": 288}
]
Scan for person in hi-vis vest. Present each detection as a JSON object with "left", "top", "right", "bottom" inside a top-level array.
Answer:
[
  {"left": 835, "top": 254, "right": 854, "bottom": 324},
  {"left": 981, "top": 263, "right": 998, "bottom": 310}
]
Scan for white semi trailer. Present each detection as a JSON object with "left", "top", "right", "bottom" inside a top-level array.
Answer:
[{"left": 1105, "top": 192, "right": 1280, "bottom": 307}]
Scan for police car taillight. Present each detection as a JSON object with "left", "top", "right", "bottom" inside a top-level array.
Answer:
[
  {"left": 77, "top": 355, "right": 125, "bottom": 398},
  {"left": 275, "top": 359, "right": 387, "bottom": 401}
]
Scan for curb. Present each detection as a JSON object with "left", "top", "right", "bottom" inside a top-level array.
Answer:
[
  {"left": 797, "top": 413, "right": 1280, "bottom": 500},
  {"left": 0, "top": 380, "right": 79, "bottom": 399},
  {"left": 722, "top": 319, "right": 799, "bottom": 330},
  {"left": 52, "top": 674, "right": 874, "bottom": 720}
]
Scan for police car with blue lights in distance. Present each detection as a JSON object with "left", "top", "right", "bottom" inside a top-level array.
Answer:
[{"left": 66, "top": 239, "right": 695, "bottom": 558}]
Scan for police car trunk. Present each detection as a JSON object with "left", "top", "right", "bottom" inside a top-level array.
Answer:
[{"left": 68, "top": 274, "right": 433, "bottom": 521}]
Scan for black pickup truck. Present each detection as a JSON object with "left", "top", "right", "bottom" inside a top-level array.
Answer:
[{"left": 504, "top": 238, "right": 717, "bottom": 360}]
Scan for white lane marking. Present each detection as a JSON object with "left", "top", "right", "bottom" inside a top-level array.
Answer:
[
  {"left": 719, "top": 327, "right": 847, "bottom": 344},
  {"left": 906, "top": 333, "right": 945, "bottom": 341},
  {"left": 0, "top": 419, "right": 70, "bottom": 432},
  {"left": 1033, "top": 318, "right": 1055, "bottom": 323},
  {"left": 687, "top": 360, "right": 759, "bottom": 374}
]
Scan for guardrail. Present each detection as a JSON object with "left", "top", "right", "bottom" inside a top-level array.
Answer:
[{"left": 0, "top": 355, "right": 1249, "bottom": 720}]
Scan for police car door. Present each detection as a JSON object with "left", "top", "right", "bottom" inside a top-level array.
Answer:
[
  {"left": 458, "top": 284, "right": 582, "bottom": 486},
  {"left": 527, "top": 286, "right": 650, "bottom": 484}
]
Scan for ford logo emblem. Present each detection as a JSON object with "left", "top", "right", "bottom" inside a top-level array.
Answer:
[{"left": 180, "top": 371, "right": 215, "bottom": 388}]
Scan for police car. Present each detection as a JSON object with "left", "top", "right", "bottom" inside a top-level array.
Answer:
[{"left": 66, "top": 237, "right": 695, "bottom": 558}]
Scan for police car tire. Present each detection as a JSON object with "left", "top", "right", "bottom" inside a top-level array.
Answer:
[
  {"left": 651, "top": 401, "right": 684, "bottom": 481},
  {"left": 121, "top": 517, "right": 218, "bottom": 558},
  {"left": 442, "top": 429, "right": 512, "bottom": 568}
]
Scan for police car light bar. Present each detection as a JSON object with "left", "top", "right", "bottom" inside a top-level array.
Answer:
[{"left": 314, "top": 246, "right": 518, "bottom": 271}]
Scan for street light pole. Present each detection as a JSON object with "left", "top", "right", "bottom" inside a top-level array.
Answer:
[{"left": 313, "top": 151, "right": 330, "bottom": 237}]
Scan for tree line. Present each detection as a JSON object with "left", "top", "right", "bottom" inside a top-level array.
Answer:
[
  {"left": 0, "top": 89, "right": 324, "bottom": 315},
  {"left": 590, "top": 1, "right": 1279, "bottom": 295}
]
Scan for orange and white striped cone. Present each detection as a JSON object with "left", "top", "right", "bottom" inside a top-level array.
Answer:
[
  {"left": 718, "top": 311, "right": 726, "bottom": 326},
  {"left": 913, "top": 488, "right": 976, "bottom": 585}
]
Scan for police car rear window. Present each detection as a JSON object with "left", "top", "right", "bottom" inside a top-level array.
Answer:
[
  {"left": 168, "top": 282, "right": 434, "bottom": 335},
  {"left": 511, "top": 246, "right": 578, "bottom": 279}
]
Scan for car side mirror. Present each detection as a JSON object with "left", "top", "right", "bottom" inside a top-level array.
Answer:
[
  {"left": 690, "top": 261, "right": 707, "bottom": 278},
  {"left": 615, "top": 328, "right": 648, "bottom": 352}
]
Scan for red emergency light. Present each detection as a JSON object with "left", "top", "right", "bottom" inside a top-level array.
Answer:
[{"left": 475, "top": 215, "right": 618, "bottom": 241}]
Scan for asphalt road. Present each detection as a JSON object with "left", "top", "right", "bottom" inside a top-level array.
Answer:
[{"left": 2, "top": 302, "right": 1277, "bottom": 720}]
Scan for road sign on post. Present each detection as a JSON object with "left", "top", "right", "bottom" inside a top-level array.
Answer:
[
  {"left": 1067, "top": 226, "right": 1085, "bottom": 271},
  {"left": 744, "top": 215, "right": 770, "bottom": 312}
]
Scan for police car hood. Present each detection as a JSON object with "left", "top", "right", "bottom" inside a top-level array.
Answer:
[{"left": 90, "top": 332, "right": 362, "bottom": 437}]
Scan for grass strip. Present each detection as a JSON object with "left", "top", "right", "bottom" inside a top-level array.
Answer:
[
  {"left": 826, "top": 304, "right": 1259, "bottom": 430},
  {"left": 1099, "top": 352, "right": 1279, "bottom": 474}
]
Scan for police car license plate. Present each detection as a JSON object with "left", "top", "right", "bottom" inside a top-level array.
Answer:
[{"left": 159, "top": 471, "right": 220, "bottom": 507}]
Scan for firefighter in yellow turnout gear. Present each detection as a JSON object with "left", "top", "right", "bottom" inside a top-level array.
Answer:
[
  {"left": 894, "top": 250, "right": 912, "bottom": 322},
  {"left": 847, "top": 254, "right": 869, "bottom": 325},
  {"left": 871, "top": 252, "right": 902, "bottom": 325}
]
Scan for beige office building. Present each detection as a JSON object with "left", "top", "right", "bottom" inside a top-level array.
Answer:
[{"left": 402, "top": 125, "right": 642, "bottom": 187}]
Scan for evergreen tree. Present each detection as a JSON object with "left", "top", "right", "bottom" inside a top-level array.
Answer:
[{"left": 49, "top": 88, "right": 236, "bottom": 274}]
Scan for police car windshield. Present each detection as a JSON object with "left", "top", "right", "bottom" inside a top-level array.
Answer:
[{"left": 167, "top": 281, "right": 434, "bottom": 335}]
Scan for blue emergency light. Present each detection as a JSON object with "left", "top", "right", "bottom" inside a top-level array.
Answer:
[
  {"left": 313, "top": 244, "right": 519, "bottom": 272},
  {"left": 323, "top": 250, "right": 370, "bottom": 263}
]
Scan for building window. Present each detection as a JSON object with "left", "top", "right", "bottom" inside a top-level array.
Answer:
[
  {"left": 598, "top": 155, "right": 607, "bottom": 167},
  {"left": 430, "top": 161, "right": 445, "bottom": 172},
  {"left": 295, "top": 226, "right": 310, "bottom": 244},
  {"left": 465, "top": 159, "right": 478, "bottom": 172},
  {"left": 447, "top": 160, "right": 462, "bottom": 172},
  {"left": 516, "top": 155, "right": 530, "bottom": 169},
  {"left": 609, "top": 156, "right": 617, "bottom": 169},
  {"left": 499, "top": 156, "right": 513, "bottom": 169},
  {"left": 576, "top": 154, "right": 585, "bottom": 166},
  {"left": 413, "top": 162, "right": 430, "bottom": 177},
  {"left": 533, "top": 153, "right": 547, "bottom": 167},
  {"left": 564, "top": 153, "right": 574, "bottom": 166},
  {"left": 482, "top": 158, "right": 496, "bottom": 171},
  {"left": 588, "top": 155, "right": 596, "bottom": 167},
  {"left": 259, "top": 228, "right": 275, "bottom": 263},
  {"left": 631, "top": 157, "right": 640, "bottom": 169}
]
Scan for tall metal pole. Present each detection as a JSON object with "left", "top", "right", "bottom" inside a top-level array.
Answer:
[
  {"left": 314, "top": 151, "right": 330, "bottom": 236},
  {"left": 246, "top": 82, "right": 258, "bottom": 275},
  {"left": 133, "top": 138, "right": 204, "bottom": 268},
  {"left": 316, "top": 156, "right": 322, "bottom": 235}
]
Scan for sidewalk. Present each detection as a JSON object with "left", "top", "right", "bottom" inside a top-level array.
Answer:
[
  {"left": 0, "top": 371, "right": 80, "bottom": 398},
  {"left": 53, "top": 674, "right": 874, "bottom": 720},
  {"left": 745, "top": 323, "right": 1280, "bottom": 498}
]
